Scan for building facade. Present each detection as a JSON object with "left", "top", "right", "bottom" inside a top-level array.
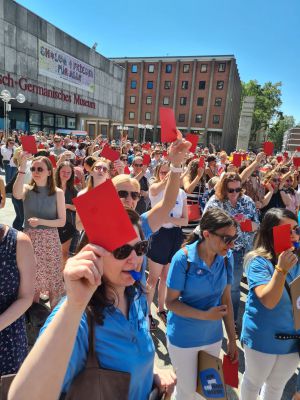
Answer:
[
  {"left": 282, "top": 127, "right": 300, "bottom": 153},
  {"left": 0, "top": 0, "right": 125, "bottom": 138},
  {"left": 111, "top": 56, "right": 242, "bottom": 151}
]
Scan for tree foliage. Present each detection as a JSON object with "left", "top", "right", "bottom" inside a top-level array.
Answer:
[{"left": 269, "top": 115, "right": 295, "bottom": 151}]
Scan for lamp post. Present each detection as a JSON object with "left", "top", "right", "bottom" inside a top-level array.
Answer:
[{"left": 0, "top": 90, "right": 26, "bottom": 138}]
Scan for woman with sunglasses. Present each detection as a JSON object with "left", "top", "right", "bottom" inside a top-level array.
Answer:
[
  {"left": 166, "top": 208, "right": 238, "bottom": 400},
  {"left": 146, "top": 161, "right": 188, "bottom": 329},
  {"left": 240, "top": 208, "right": 300, "bottom": 400},
  {"left": 1, "top": 137, "right": 17, "bottom": 183},
  {"left": 130, "top": 156, "right": 149, "bottom": 215},
  {"left": 204, "top": 172, "right": 260, "bottom": 329},
  {"left": 55, "top": 162, "right": 78, "bottom": 265},
  {"left": 13, "top": 153, "right": 66, "bottom": 308},
  {"left": 9, "top": 209, "right": 176, "bottom": 400}
]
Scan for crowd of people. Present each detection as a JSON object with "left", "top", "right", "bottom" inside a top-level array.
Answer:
[{"left": 1, "top": 128, "right": 300, "bottom": 400}]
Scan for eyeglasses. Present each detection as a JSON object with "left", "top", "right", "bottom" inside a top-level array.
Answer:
[
  {"left": 94, "top": 165, "right": 108, "bottom": 173},
  {"left": 291, "top": 226, "right": 300, "bottom": 235},
  {"left": 227, "top": 187, "right": 242, "bottom": 194},
  {"left": 112, "top": 240, "right": 149, "bottom": 259},
  {"left": 54, "top": 140, "right": 61, "bottom": 143},
  {"left": 210, "top": 232, "right": 238, "bottom": 245},
  {"left": 133, "top": 163, "right": 143, "bottom": 168},
  {"left": 159, "top": 170, "right": 169, "bottom": 175},
  {"left": 8, "top": 142, "right": 15, "bottom": 145},
  {"left": 118, "top": 190, "right": 140, "bottom": 200},
  {"left": 30, "top": 166, "right": 45, "bottom": 173}
]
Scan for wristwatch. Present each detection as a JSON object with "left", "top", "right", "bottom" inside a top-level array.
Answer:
[{"left": 170, "top": 164, "right": 183, "bottom": 173}]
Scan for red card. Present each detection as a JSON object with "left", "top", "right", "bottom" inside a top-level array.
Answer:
[
  {"left": 142, "top": 143, "right": 151, "bottom": 150},
  {"left": 232, "top": 153, "right": 242, "bottom": 168},
  {"left": 143, "top": 154, "right": 151, "bottom": 166},
  {"left": 240, "top": 219, "right": 252, "bottom": 232},
  {"left": 283, "top": 152, "right": 289, "bottom": 158},
  {"left": 187, "top": 204, "right": 201, "bottom": 221},
  {"left": 160, "top": 108, "right": 177, "bottom": 143},
  {"left": 293, "top": 157, "right": 300, "bottom": 167},
  {"left": 241, "top": 153, "right": 247, "bottom": 161},
  {"left": 124, "top": 165, "right": 131, "bottom": 175},
  {"left": 100, "top": 145, "right": 120, "bottom": 162},
  {"left": 185, "top": 133, "right": 199, "bottom": 153},
  {"left": 223, "top": 355, "right": 238, "bottom": 388},
  {"left": 38, "top": 143, "right": 45, "bottom": 149},
  {"left": 48, "top": 155, "right": 57, "bottom": 168},
  {"left": 273, "top": 224, "right": 292, "bottom": 254},
  {"left": 73, "top": 180, "right": 137, "bottom": 252},
  {"left": 162, "top": 150, "right": 168, "bottom": 158},
  {"left": 297, "top": 147, "right": 300, "bottom": 152},
  {"left": 21, "top": 136, "right": 37, "bottom": 155},
  {"left": 276, "top": 156, "right": 283, "bottom": 163},
  {"left": 198, "top": 156, "right": 205, "bottom": 168},
  {"left": 263, "top": 142, "right": 274, "bottom": 156}
]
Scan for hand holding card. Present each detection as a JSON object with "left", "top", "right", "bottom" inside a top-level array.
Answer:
[
  {"left": 273, "top": 224, "right": 292, "bottom": 254},
  {"left": 223, "top": 354, "right": 239, "bottom": 388},
  {"left": 160, "top": 107, "right": 177, "bottom": 143},
  {"left": 20, "top": 136, "right": 37, "bottom": 155}
]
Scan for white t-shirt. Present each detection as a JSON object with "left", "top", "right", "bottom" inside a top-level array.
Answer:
[{"left": 149, "top": 188, "right": 187, "bottom": 228}]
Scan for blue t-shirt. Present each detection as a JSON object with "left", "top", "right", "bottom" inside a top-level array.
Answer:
[
  {"left": 40, "top": 290, "right": 155, "bottom": 400},
  {"left": 140, "top": 211, "right": 153, "bottom": 240},
  {"left": 241, "top": 257, "right": 300, "bottom": 354},
  {"left": 166, "top": 241, "right": 233, "bottom": 348}
]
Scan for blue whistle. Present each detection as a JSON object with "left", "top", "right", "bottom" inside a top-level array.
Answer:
[
  {"left": 129, "top": 270, "right": 142, "bottom": 281},
  {"left": 293, "top": 242, "right": 300, "bottom": 249}
]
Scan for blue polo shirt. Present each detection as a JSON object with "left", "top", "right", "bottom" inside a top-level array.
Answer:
[
  {"left": 40, "top": 289, "right": 155, "bottom": 400},
  {"left": 140, "top": 211, "right": 153, "bottom": 240},
  {"left": 166, "top": 241, "right": 233, "bottom": 348},
  {"left": 241, "top": 257, "right": 300, "bottom": 354}
]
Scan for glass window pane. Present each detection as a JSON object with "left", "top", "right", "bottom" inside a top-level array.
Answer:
[
  {"left": 29, "top": 111, "right": 41, "bottom": 124},
  {"left": 43, "top": 113, "right": 54, "bottom": 126},
  {"left": 56, "top": 115, "right": 66, "bottom": 128},
  {"left": 67, "top": 117, "right": 76, "bottom": 129}
]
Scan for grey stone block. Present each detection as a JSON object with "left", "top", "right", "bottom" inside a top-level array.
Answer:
[
  {"left": 0, "top": 22, "right": 4, "bottom": 45},
  {"left": 27, "top": 32, "right": 37, "bottom": 58},
  {"left": 27, "top": 55, "right": 38, "bottom": 79},
  {"left": 27, "top": 11, "right": 38, "bottom": 36},
  {"left": 55, "top": 29, "right": 63, "bottom": 49},
  {"left": 16, "top": 28, "right": 28, "bottom": 53},
  {"left": 4, "top": 21, "right": 16, "bottom": 48},
  {"left": 16, "top": 51, "right": 28, "bottom": 76},
  {"left": 38, "top": 19, "right": 47, "bottom": 41},
  {"left": 16, "top": 5, "right": 27, "bottom": 31},
  {"left": 4, "top": 0, "right": 16, "bottom": 25},
  {"left": 46, "top": 23, "right": 55, "bottom": 45},
  {"left": 0, "top": 0, "right": 4, "bottom": 20},
  {"left": 5, "top": 45, "right": 17, "bottom": 73},
  {"left": 0, "top": 43, "right": 4, "bottom": 70},
  {"left": 63, "top": 33, "right": 71, "bottom": 54}
]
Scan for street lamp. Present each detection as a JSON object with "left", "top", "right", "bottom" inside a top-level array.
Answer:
[
  {"left": 0, "top": 89, "right": 26, "bottom": 137},
  {"left": 138, "top": 124, "right": 153, "bottom": 143}
]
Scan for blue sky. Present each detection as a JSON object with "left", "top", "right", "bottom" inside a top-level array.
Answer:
[{"left": 18, "top": 0, "right": 300, "bottom": 122}]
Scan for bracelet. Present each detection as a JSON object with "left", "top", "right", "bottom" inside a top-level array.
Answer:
[
  {"left": 170, "top": 164, "right": 183, "bottom": 173},
  {"left": 18, "top": 170, "right": 26, "bottom": 174},
  {"left": 275, "top": 265, "right": 287, "bottom": 276}
]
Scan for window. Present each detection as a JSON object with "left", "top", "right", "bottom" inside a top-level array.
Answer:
[
  {"left": 195, "top": 114, "right": 203, "bottom": 123},
  {"left": 29, "top": 110, "right": 41, "bottom": 124},
  {"left": 166, "top": 64, "right": 172, "bottom": 73},
  {"left": 148, "top": 64, "right": 154, "bottom": 73},
  {"left": 181, "top": 81, "right": 188, "bottom": 89},
  {"left": 197, "top": 97, "right": 204, "bottom": 106},
  {"left": 67, "top": 117, "right": 76, "bottom": 129},
  {"left": 216, "top": 80, "right": 224, "bottom": 90},
  {"left": 215, "top": 97, "right": 222, "bottom": 107},
  {"left": 131, "top": 64, "right": 138, "bottom": 73},
  {"left": 200, "top": 64, "right": 207, "bottom": 72},
  {"left": 129, "top": 112, "right": 135, "bottom": 120},
  {"left": 213, "top": 115, "right": 220, "bottom": 124},
  {"left": 163, "top": 96, "right": 170, "bottom": 105},
  {"left": 145, "top": 112, "right": 151, "bottom": 120},
  {"left": 180, "top": 97, "right": 187, "bottom": 106},
  {"left": 55, "top": 115, "right": 66, "bottom": 128},
  {"left": 199, "top": 81, "right": 206, "bottom": 90},
  {"left": 164, "top": 80, "right": 171, "bottom": 89},
  {"left": 218, "top": 63, "right": 226, "bottom": 72},
  {"left": 183, "top": 64, "right": 190, "bottom": 73},
  {"left": 131, "top": 80, "right": 137, "bottom": 89},
  {"left": 147, "top": 81, "right": 153, "bottom": 89},
  {"left": 43, "top": 113, "right": 54, "bottom": 126},
  {"left": 178, "top": 114, "right": 185, "bottom": 123},
  {"left": 130, "top": 96, "right": 136, "bottom": 104},
  {"left": 146, "top": 96, "right": 152, "bottom": 105}
]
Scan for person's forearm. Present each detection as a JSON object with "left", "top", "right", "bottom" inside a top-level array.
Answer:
[
  {"left": 165, "top": 298, "right": 207, "bottom": 320},
  {"left": 256, "top": 271, "right": 285, "bottom": 309},
  {"left": 0, "top": 297, "right": 33, "bottom": 331},
  {"left": 66, "top": 204, "right": 76, "bottom": 212},
  {"left": 240, "top": 160, "right": 259, "bottom": 183},
  {"left": 222, "top": 297, "right": 236, "bottom": 342},
  {"left": 149, "top": 180, "right": 167, "bottom": 196},
  {"left": 262, "top": 191, "right": 273, "bottom": 207},
  {"left": 8, "top": 300, "right": 84, "bottom": 400},
  {"left": 38, "top": 217, "right": 66, "bottom": 228},
  {"left": 133, "top": 171, "right": 144, "bottom": 181},
  {"left": 280, "top": 191, "right": 291, "bottom": 207},
  {"left": 13, "top": 173, "right": 25, "bottom": 200},
  {"left": 184, "top": 175, "right": 200, "bottom": 194},
  {"left": 168, "top": 216, "right": 188, "bottom": 227}
]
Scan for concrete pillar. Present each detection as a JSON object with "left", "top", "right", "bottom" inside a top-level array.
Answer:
[{"left": 236, "top": 96, "right": 255, "bottom": 151}]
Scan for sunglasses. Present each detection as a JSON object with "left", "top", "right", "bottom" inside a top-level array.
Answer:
[
  {"left": 159, "top": 170, "right": 169, "bottom": 175},
  {"left": 133, "top": 164, "right": 143, "bottom": 167},
  {"left": 118, "top": 190, "right": 140, "bottom": 200},
  {"left": 291, "top": 226, "right": 300, "bottom": 235},
  {"left": 227, "top": 187, "right": 242, "bottom": 194},
  {"left": 9, "top": 142, "right": 15, "bottom": 145},
  {"left": 112, "top": 240, "right": 149, "bottom": 259},
  {"left": 94, "top": 165, "right": 108, "bottom": 173},
  {"left": 210, "top": 232, "right": 238, "bottom": 245},
  {"left": 30, "top": 166, "right": 45, "bottom": 173},
  {"left": 54, "top": 140, "right": 62, "bottom": 143}
]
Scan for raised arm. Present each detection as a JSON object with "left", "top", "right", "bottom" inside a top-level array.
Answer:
[
  {"left": 240, "top": 152, "right": 265, "bottom": 183},
  {"left": 12, "top": 152, "right": 29, "bottom": 200}
]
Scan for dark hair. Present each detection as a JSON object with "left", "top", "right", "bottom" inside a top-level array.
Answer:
[
  {"left": 215, "top": 172, "right": 244, "bottom": 201},
  {"left": 183, "top": 208, "right": 237, "bottom": 246},
  {"left": 34, "top": 150, "right": 50, "bottom": 158},
  {"left": 187, "top": 158, "right": 200, "bottom": 182},
  {"left": 84, "top": 156, "right": 97, "bottom": 168},
  {"left": 6, "top": 137, "right": 15, "bottom": 147},
  {"left": 78, "top": 208, "right": 145, "bottom": 325},
  {"left": 55, "top": 161, "right": 75, "bottom": 193}
]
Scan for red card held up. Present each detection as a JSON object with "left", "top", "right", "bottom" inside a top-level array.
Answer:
[
  {"left": 159, "top": 107, "right": 177, "bottom": 143},
  {"left": 21, "top": 136, "right": 37, "bottom": 155},
  {"left": 240, "top": 219, "right": 252, "bottom": 232},
  {"left": 162, "top": 150, "right": 168, "bottom": 158},
  {"left": 283, "top": 152, "right": 289, "bottom": 158},
  {"left": 142, "top": 143, "right": 151, "bottom": 150},
  {"left": 100, "top": 145, "right": 120, "bottom": 162},
  {"left": 241, "top": 153, "right": 247, "bottom": 161},
  {"left": 276, "top": 156, "right": 283, "bottom": 163},
  {"left": 297, "top": 147, "right": 300, "bottom": 152},
  {"left": 38, "top": 143, "right": 45, "bottom": 149},
  {"left": 185, "top": 133, "right": 199, "bottom": 153},
  {"left": 273, "top": 224, "right": 292, "bottom": 254},
  {"left": 223, "top": 354, "right": 239, "bottom": 388},
  {"left": 143, "top": 154, "right": 151, "bottom": 166},
  {"left": 124, "top": 165, "right": 131, "bottom": 175},
  {"left": 48, "top": 154, "right": 57, "bottom": 169},
  {"left": 199, "top": 156, "right": 205, "bottom": 168},
  {"left": 263, "top": 142, "right": 274, "bottom": 156},
  {"left": 73, "top": 180, "right": 137, "bottom": 252},
  {"left": 293, "top": 158, "right": 300, "bottom": 168},
  {"left": 232, "top": 153, "right": 242, "bottom": 168}
]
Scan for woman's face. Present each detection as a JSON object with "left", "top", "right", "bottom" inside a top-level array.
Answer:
[
  {"left": 115, "top": 181, "right": 140, "bottom": 210},
  {"left": 59, "top": 166, "right": 72, "bottom": 182},
  {"left": 226, "top": 180, "right": 242, "bottom": 203},
  {"left": 158, "top": 164, "right": 170, "bottom": 181},
  {"left": 270, "top": 174, "right": 280, "bottom": 189},
  {"left": 102, "top": 226, "right": 144, "bottom": 287},
  {"left": 205, "top": 224, "right": 237, "bottom": 256},
  {"left": 31, "top": 160, "right": 50, "bottom": 184},
  {"left": 284, "top": 177, "right": 293, "bottom": 188},
  {"left": 91, "top": 161, "right": 109, "bottom": 186},
  {"left": 279, "top": 217, "right": 300, "bottom": 244}
]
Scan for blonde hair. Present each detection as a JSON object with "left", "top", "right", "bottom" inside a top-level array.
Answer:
[
  {"left": 87, "top": 157, "right": 111, "bottom": 191},
  {"left": 112, "top": 174, "right": 140, "bottom": 192}
]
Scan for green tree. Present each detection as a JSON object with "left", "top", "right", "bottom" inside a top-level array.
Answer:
[
  {"left": 241, "top": 80, "right": 282, "bottom": 144},
  {"left": 268, "top": 115, "right": 295, "bottom": 151}
]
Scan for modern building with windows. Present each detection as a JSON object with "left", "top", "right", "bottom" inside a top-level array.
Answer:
[
  {"left": 111, "top": 56, "right": 242, "bottom": 151},
  {"left": 0, "top": 0, "right": 125, "bottom": 138}
]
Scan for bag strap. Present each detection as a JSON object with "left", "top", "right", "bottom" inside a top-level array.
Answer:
[{"left": 86, "top": 312, "right": 100, "bottom": 369}]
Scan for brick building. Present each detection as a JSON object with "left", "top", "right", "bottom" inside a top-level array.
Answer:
[{"left": 111, "top": 56, "right": 242, "bottom": 151}]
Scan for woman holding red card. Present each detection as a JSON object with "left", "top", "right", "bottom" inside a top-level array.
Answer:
[{"left": 241, "top": 208, "right": 300, "bottom": 400}]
